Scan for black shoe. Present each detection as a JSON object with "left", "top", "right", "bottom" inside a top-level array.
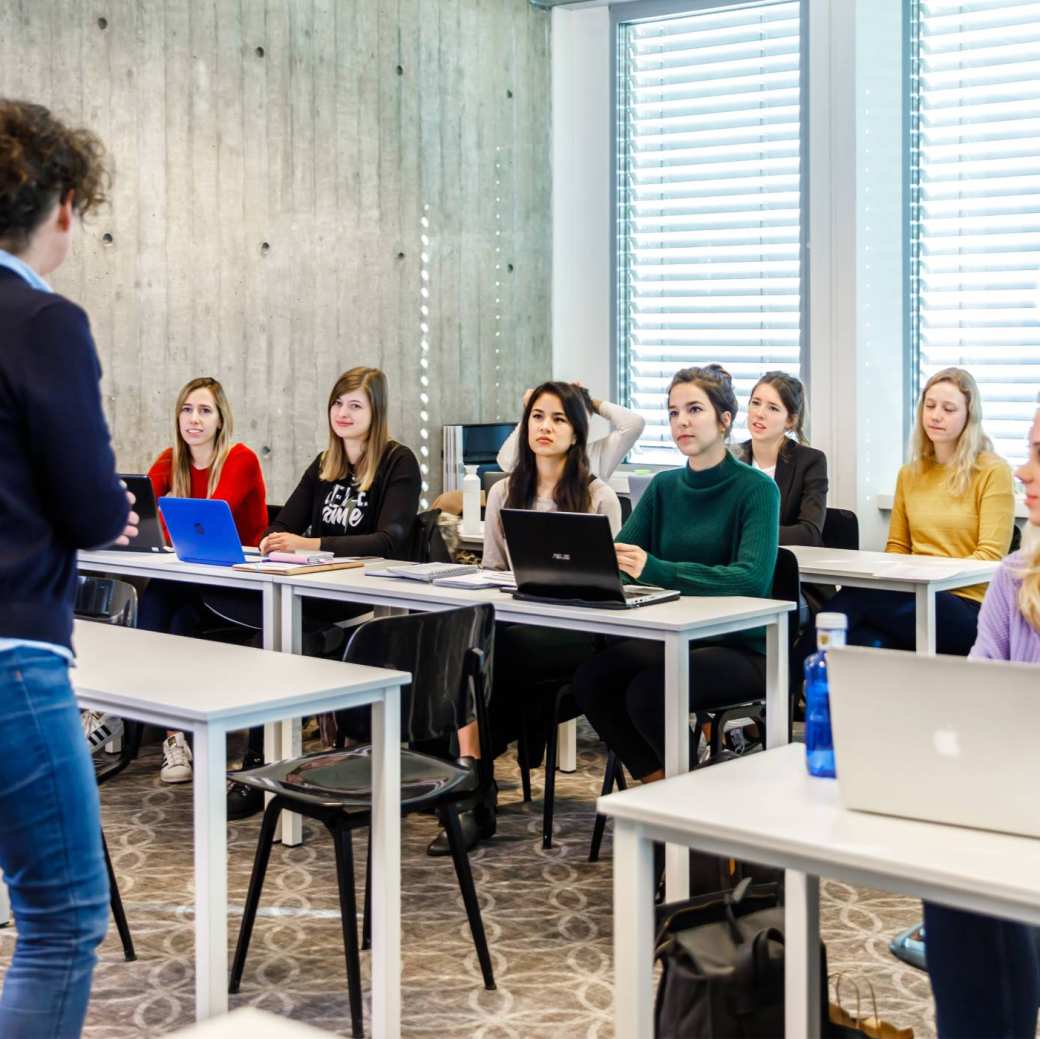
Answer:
[
  {"left": 227, "top": 751, "right": 264, "bottom": 820},
  {"left": 427, "top": 766, "right": 497, "bottom": 857}
]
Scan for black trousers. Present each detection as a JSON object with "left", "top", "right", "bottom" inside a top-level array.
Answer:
[
  {"left": 572, "top": 639, "right": 767, "bottom": 780},
  {"left": 489, "top": 623, "right": 600, "bottom": 765},
  {"left": 790, "top": 587, "right": 981, "bottom": 691}
]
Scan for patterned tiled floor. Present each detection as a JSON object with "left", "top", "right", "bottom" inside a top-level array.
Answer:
[{"left": 0, "top": 728, "right": 940, "bottom": 1037}]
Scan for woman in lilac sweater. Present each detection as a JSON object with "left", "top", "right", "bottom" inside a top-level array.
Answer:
[{"left": 924, "top": 406, "right": 1040, "bottom": 1039}]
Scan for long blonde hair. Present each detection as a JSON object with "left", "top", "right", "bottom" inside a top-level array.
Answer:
[
  {"left": 319, "top": 367, "right": 390, "bottom": 491},
  {"left": 170, "top": 377, "right": 234, "bottom": 498},
  {"left": 910, "top": 367, "right": 994, "bottom": 497}
]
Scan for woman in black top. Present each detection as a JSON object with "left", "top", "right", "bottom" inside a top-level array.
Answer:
[
  {"left": 262, "top": 366, "right": 420, "bottom": 557},
  {"left": 735, "top": 371, "right": 828, "bottom": 547}
]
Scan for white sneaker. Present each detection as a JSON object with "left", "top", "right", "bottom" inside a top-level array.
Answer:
[
  {"left": 82, "top": 711, "right": 124, "bottom": 755},
  {"left": 161, "top": 733, "right": 193, "bottom": 783}
]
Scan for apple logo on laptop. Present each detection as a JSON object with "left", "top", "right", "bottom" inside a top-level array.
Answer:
[
  {"left": 933, "top": 728, "right": 961, "bottom": 758},
  {"left": 193, "top": 522, "right": 205, "bottom": 536}
]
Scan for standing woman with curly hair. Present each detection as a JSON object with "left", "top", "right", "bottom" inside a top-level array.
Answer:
[{"left": 0, "top": 99, "right": 137, "bottom": 1036}]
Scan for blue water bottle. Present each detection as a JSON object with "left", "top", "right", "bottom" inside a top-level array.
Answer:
[{"left": 804, "top": 612, "right": 847, "bottom": 778}]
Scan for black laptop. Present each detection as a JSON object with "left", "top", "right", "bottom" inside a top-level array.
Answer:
[
  {"left": 499, "top": 509, "right": 679, "bottom": 609},
  {"left": 106, "top": 474, "right": 170, "bottom": 552}
]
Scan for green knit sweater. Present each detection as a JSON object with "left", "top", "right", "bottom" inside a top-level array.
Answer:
[{"left": 618, "top": 452, "right": 780, "bottom": 651}]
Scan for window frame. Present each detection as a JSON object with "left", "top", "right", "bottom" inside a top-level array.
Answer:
[{"left": 610, "top": 0, "right": 811, "bottom": 467}]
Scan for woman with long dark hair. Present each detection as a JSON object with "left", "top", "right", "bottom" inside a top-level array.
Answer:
[{"left": 429, "top": 382, "right": 622, "bottom": 855}]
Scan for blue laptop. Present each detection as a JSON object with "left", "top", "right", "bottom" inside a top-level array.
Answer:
[{"left": 158, "top": 497, "right": 246, "bottom": 566}]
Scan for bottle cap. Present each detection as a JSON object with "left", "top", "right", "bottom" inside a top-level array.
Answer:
[{"left": 816, "top": 612, "right": 847, "bottom": 630}]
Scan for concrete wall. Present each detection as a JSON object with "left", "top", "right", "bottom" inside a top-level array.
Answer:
[{"left": 0, "top": 0, "right": 552, "bottom": 502}]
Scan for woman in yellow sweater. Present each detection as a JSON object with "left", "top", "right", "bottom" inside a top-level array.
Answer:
[{"left": 793, "top": 367, "right": 1014, "bottom": 667}]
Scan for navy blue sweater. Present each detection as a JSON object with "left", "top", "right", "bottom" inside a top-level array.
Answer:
[{"left": 0, "top": 266, "right": 128, "bottom": 650}]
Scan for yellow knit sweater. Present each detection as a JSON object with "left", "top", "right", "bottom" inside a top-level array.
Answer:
[{"left": 885, "top": 453, "right": 1015, "bottom": 602}]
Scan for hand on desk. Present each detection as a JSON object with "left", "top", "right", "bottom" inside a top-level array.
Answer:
[
  {"left": 259, "top": 531, "right": 321, "bottom": 555},
  {"left": 615, "top": 543, "right": 647, "bottom": 581}
]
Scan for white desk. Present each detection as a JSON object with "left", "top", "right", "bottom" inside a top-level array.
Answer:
[
  {"left": 788, "top": 546, "right": 998, "bottom": 655},
  {"left": 278, "top": 566, "right": 794, "bottom": 898},
  {"left": 599, "top": 744, "right": 1040, "bottom": 1039},
  {"left": 73, "top": 621, "right": 409, "bottom": 1033},
  {"left": 76, "top": 550, "right": 307, "bottom": 841}
]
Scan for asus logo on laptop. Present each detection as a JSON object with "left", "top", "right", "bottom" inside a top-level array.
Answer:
[{"left": 552, "top": 552, "right": 571, "bottom": 562}]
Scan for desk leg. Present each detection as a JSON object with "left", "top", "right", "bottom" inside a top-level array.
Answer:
[
  {"left": 785, "top": 870, "right": 821, "bottom": 1039},
  {"left": 276, "top": 590, "right": 304, "bottom": 846},
  {"left": 613, "top": 822, "right": 654, "bottom": 1039},
  {"left": 192, "top": 722, "right": 229, "bottom": 1019},
  {"left": 766, "top": 612, "right": 789, "bottom": 749},
  {"left": 663, "top": 633, "right": 690, "bottom": 899},
  {"left": 916, "top": 586, "right": 937, "bottom": 656},
  {"left": 0, "top": 872, "right": 9, "bottom": 928},
  {"left": 261, "top": 584, "right": 285, "bottom": 831},
  {"left": 370, "top": 683, "right": 402, "bottom": 1039},
  {"left": 557, "top": 719, "right": 577, "bottom": 773}
]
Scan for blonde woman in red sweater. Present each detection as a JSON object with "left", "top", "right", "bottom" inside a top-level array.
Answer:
[{"left": 140, "top": 377, "right": 267, "bottom": 783}]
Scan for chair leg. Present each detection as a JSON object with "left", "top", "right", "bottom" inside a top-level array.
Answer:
[
  {"left": 361, "top": 833, "right": 372, "bottom": 952},
  {"left": 517, "top": 719, "right": 533, "bottom": 803},
  {"left": 589, "top": 750, "right": 620, "bottom": 863},
  {"left": 438, "top": 806, "right": 496, "bottom": 990},
  {"left": 542, "top": 714, "right": 559, "bottom": 849},
  {"left": 101, "top": 829, "right": 135, "bottom": 962},
  {"left": 330, "top": 822, "right": 365, "bottom": 1039},
  {"left": 229, "top": 799, "right": 281, "bottom": 994}
]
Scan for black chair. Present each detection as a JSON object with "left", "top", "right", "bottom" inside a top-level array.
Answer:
[
  {"left": 481, "top": 470, "right": 508, "bottom": 496},
  {"left": 822, "top": 508, "right": 860, "bottom": 551},
  {"left": 586, "top": 548, "right": 802, "bottom": 862},
  {"left": 618, "top": 494, "right": 633, "bottom": 524},
  {"left": 227, "top": 605, "right": 497, "bottom": 1037},
  {"left": 265, "top": 502, "right": 282, "bottom": 527},
  {"left": 411, "top": 507, "right": 453, "bottom": 563},
  {"left": 1011, "top": 523, "right": 1022, "bottom": 554},
  {"left": 74, "top": 576, "right": 141, "bottom": 962}
]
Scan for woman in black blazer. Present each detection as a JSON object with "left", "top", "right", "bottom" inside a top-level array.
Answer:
[{"left": 736, "top": 372, "right": 828, "bottom": 546}]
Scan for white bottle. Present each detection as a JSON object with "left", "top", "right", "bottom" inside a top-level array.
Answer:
[{"left": 461, "top": 465, "right": 481, "bottom": 535}]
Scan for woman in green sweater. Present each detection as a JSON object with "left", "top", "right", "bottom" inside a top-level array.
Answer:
[{"left": 573, "top": 365, "right": 780, "bottom": 782}]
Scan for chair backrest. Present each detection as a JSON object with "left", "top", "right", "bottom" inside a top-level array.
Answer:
[
  {"left": 340, "top": 605, "right": 495, "bottom": 762},
  {"left": 75, "top": 576, "right": 138, "bottom": 627},
  {"left": 266, "top": 503, "right": 282, "bottom": 526},
  {"left": 1011, "top": 523, "right": 1023, "bottom": 554},
  {"left": 410, "top": 508, "right": 453, "bottom": 563},
  {"left": 618, "top": 493, "right": 633, "bottom": 524},
  {"left": 772, "top": 548, "right": 801, "bottom": 651},
  {"left": 481, "top": 470, "right": 509, "bottom": 495},
  {"left": 822, "top": 508, "right": 860, "bottom": 551}
]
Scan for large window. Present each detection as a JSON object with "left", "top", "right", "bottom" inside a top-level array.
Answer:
[
  {"left": 909, "top": 0, "right": 1040, "bottom": 468},
  {"left": 616, "top": 0, "right": 805, "bottom": 466}
]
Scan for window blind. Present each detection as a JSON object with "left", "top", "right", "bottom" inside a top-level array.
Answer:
[
  {"left": 910, "top": 0, "right": 1040, "bottom": 468},
  {"left": 617, "top": 0, "right": 804, "bottom": 466}
]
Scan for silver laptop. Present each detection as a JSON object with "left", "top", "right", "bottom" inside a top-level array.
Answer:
[{"left": 828, "top": 646, "right": 1040, "bottom": 839}]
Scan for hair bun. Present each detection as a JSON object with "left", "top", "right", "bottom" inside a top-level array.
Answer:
[{"left": 703, "top": 363, "right": 733, "bottom": 384}]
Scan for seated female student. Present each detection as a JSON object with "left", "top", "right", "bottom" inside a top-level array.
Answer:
[
  {"left": 790, "top": 366, "right": 1014, "bottom": 677},
  {"left": 496, "top": 383, "right": 644, "bottom": 480},
  {"left": 923, "top": 402, "right": 1040, "bottom": 1039},
  {"left": 137, "top": 376, "right": 267, "bottom": 783},
  {"left": 260, "top": 365, "right": 420, "bottom": 559},
  {"left": 429, "top": 382, "right": 623, "bottom": 855},
  {"left": 571, "top": 364, "right": 780, "bottom": 784},
  {"left": 736, "top": 371, "right": 828, "bottom": 546}
]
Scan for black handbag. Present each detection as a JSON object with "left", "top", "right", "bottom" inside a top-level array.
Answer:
[{"left": 654, "top": 877, "right": 830, "bottom": 1039}]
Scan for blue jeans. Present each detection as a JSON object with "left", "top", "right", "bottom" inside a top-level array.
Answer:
[
  {"left": 924, "top": 902, "right": 1040, "bottom": 1038},
  {"left": 0, "top": 648, "right": 110, "bottom": 1037}
]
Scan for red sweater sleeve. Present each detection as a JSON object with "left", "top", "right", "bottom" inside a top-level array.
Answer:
[
  {"left": 148, "top": 448, "right": 173, "bottom": 501},
  {"left": 212, "top": 444, "right": 268, "bottom": 546}
]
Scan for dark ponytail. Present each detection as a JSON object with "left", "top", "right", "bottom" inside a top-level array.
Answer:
[{"left": 668, "top": 364, "right": 739, "bottom": 441}]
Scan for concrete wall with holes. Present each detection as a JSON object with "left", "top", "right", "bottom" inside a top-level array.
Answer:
[{"left": 0, "top": 0, "right": 552, "bottom": 502}]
